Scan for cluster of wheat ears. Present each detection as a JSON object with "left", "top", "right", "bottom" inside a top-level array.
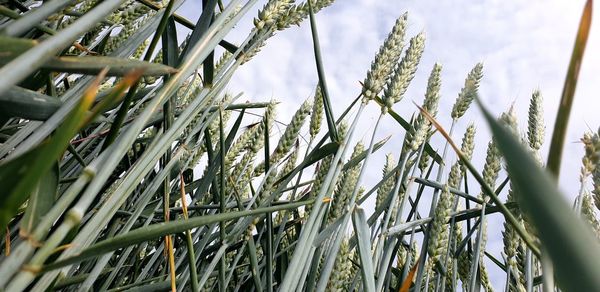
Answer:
[{"left": 0, "top": 0, "right": 598, "bottom": 291}]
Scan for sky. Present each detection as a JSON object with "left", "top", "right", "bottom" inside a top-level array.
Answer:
[{"left": 178, "top": 0, "right": 597, "bottom": 288}]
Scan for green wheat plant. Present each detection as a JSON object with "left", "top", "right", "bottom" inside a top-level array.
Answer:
[{"left": 0, "top": 0, "right": 598, "bottom": 291}]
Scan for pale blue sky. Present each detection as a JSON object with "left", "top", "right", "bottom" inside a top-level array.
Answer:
[{"left": 178, "top": 1, "right": 597, "bottom": 288}]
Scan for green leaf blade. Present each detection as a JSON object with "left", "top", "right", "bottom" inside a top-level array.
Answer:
[
  {"left": 478, "top": 99, "right": 600, "bottom": 292},
  {"left": 546, "top": 0, "right": 592, "bottom": 178}
]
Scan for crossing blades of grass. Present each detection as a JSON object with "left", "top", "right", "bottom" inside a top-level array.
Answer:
[
  {"left": 0, "top": 70, "right": 105, "bottom": 233},
  {"left": 273, "top": 141, "right": 338, "bottom": 186},
  {"left": 0, "top": 0, "right": 73, "bottom": 37},
  {"left": 373, "top": 96, "right": 442, "bottom": 165},
  {"left": 41, "top": 199, "right": 313, "bottom": 271},
  {"left": 478, "top": 98, "right": 600, "bottom": 292},
  {"left": 0, "top": 36, "right": 178, "bottom": 76},
  {"left": 0, "top": 0, "right": 127, "bottom": 96},
  {"left": 416, "top": 102, "right": 540, "bottom": 257}
]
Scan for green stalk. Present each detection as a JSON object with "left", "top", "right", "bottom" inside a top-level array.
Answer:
[
  {"left": 414, "top": 121, "right": 456, "bottom": 290},
  {"left": 263, "top": 106, "right": 274, "bottom": 292},
  {"left": 468, "top": 196, "right": 488, "bottom": 292},
  {"left": 279, "top": 102, "right": 366, "bottom": 290},
  {"left": 0, "top": 5, "right": 57, "bottom": 36},
  {"left": 419, "top": 104, "right": 541, "bottom": 258},
  {"left": 315, "top": 113, "right": 383, "bottom": 292},
  {"left": 0, "top": 0, "right": 126, "bottom": 96},
  {"left": 219, "top": 108, "right": 227, "bottom": 291},
  {"left": 20, "top": 42, "right": 239, "bottom": 290},
  {"left": 306, "top": 0, "right": 337, "bottom": 142},
  {"left": 377, "top": 144, "right": 425, "bottom": 291}
]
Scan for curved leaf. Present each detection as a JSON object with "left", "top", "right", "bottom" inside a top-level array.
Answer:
[
  {"left": 478, "top": 99, "right": 600, "bottom": 292},
  {"left": 546, "top": 0, "right": 592, "bottom": 177},
  {"left": 0, "top": 86, "right": 62, "bottom": 120}
]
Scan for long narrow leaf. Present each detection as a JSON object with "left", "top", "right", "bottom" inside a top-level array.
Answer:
[
  {"left": 307, "top": 0, "right": 338, "bottom": 142},
  {"left": 478, "top": 98, "right": 600, "bottom": 292},
  {"left": 44, "top": 56, "right": 178, "bottom": 76},
  {"left": 42, "top": 200, "right": 312, "bottom": 271},
  {"left": 19, "top": 163, "right": 59, "bottom": 236},
  {"left": 0, "top": 70, "right": 102, "bottom": 231},
  {"left": 546, "top": 0, "right": 592, "bottom": 177},
  {"left": 0, "top": 86, "right": 62, "bottom": 120},
  {"left": 0, "top": 0, "right": 126, "bottom": 96},
  {"left": 352, "top": 208, "right": 376, "bottom": 292}
]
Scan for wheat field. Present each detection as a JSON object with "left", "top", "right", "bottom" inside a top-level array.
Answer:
[{"left": 0, "top": 0, "right": 599, "bottom": 291}]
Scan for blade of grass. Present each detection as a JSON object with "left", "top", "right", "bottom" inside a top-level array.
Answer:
[
  {"left": 399, "top": 258, "right": 419, "bottom": 292},
  {"left": 0, "top": 5, "right": 56, "bottom": 36},
  {"left": 0, "top": 69, "right": 104, "bottom": 232},
  {"left": 273, "top": 142, "right": 338, "bottom": 186},
  {"left": 192, "top": 106, "right": 245, "bottom": 200},
  {"left": 180, "top": 174, "right": 199, "bottom": 292},
  {"left": 307, "top": 0, "right": 338, "bottom": 142},
  {"left": 352, "top": 207, "right": 376, "bottom": 292},
  {"left": 179, "top": 0, "right": 218, "bottom": 61},
  {"left": 85, "top": 69, "right": 145, "bottom": 126},
  {"left": 373, "top": 96, "right": 442, "bottom": 165},
  {"left": 202, "top": 0, "right": 216, "bottom": 87},
  {"left": 477, "top": 97, "right": 600, "bottom": 291},
  {"left": 1, "top": 37, "right": 177, "bottom": 76},
  {"left": 416, "top": 102, "right": 540, "bottom": 257},
  {"left": 219, "top": 108, "right": 227, "bottom": 291},
  {"left": 0, "top": 0, "right": 126, "bottom": 96},
  {"left": 342, "top": 136, "right": 390, "bottom": 171},
  {"left": 546, "top": 0, "right": 592, "bottom": 177},
  {"left": 313, "top": 215, "right": 344, "bottom": 247},
  {"left": 0, "top": 36, "right": 38, "bottom": 63},
  {"left": 43, "top": 56, "right": 178, "bottom": 76},
  {"left": 0, "top": 0, "right": 73, "bottom": 37},
  {"left": 0, "top": 86, "right": 62, "bottom": 121},
  {"left": 162, "top": 16, "right": 180, "bottom": 67},
  {"left": 101, "top": 0, "right": 177, "bottom": 150},
  {"left": 42, "top": 199, "right": 313, "bottom": 271},
  {"left": 18, "top": 162, "right": 59, "bottom": 237}
]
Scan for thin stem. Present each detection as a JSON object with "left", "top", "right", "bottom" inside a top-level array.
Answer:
[
  {"left": 316, "top": 113, "right": 384, "bottom": 291},
  {"left": 219, "top": 108, "right": 227, "bottom": 291}
]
